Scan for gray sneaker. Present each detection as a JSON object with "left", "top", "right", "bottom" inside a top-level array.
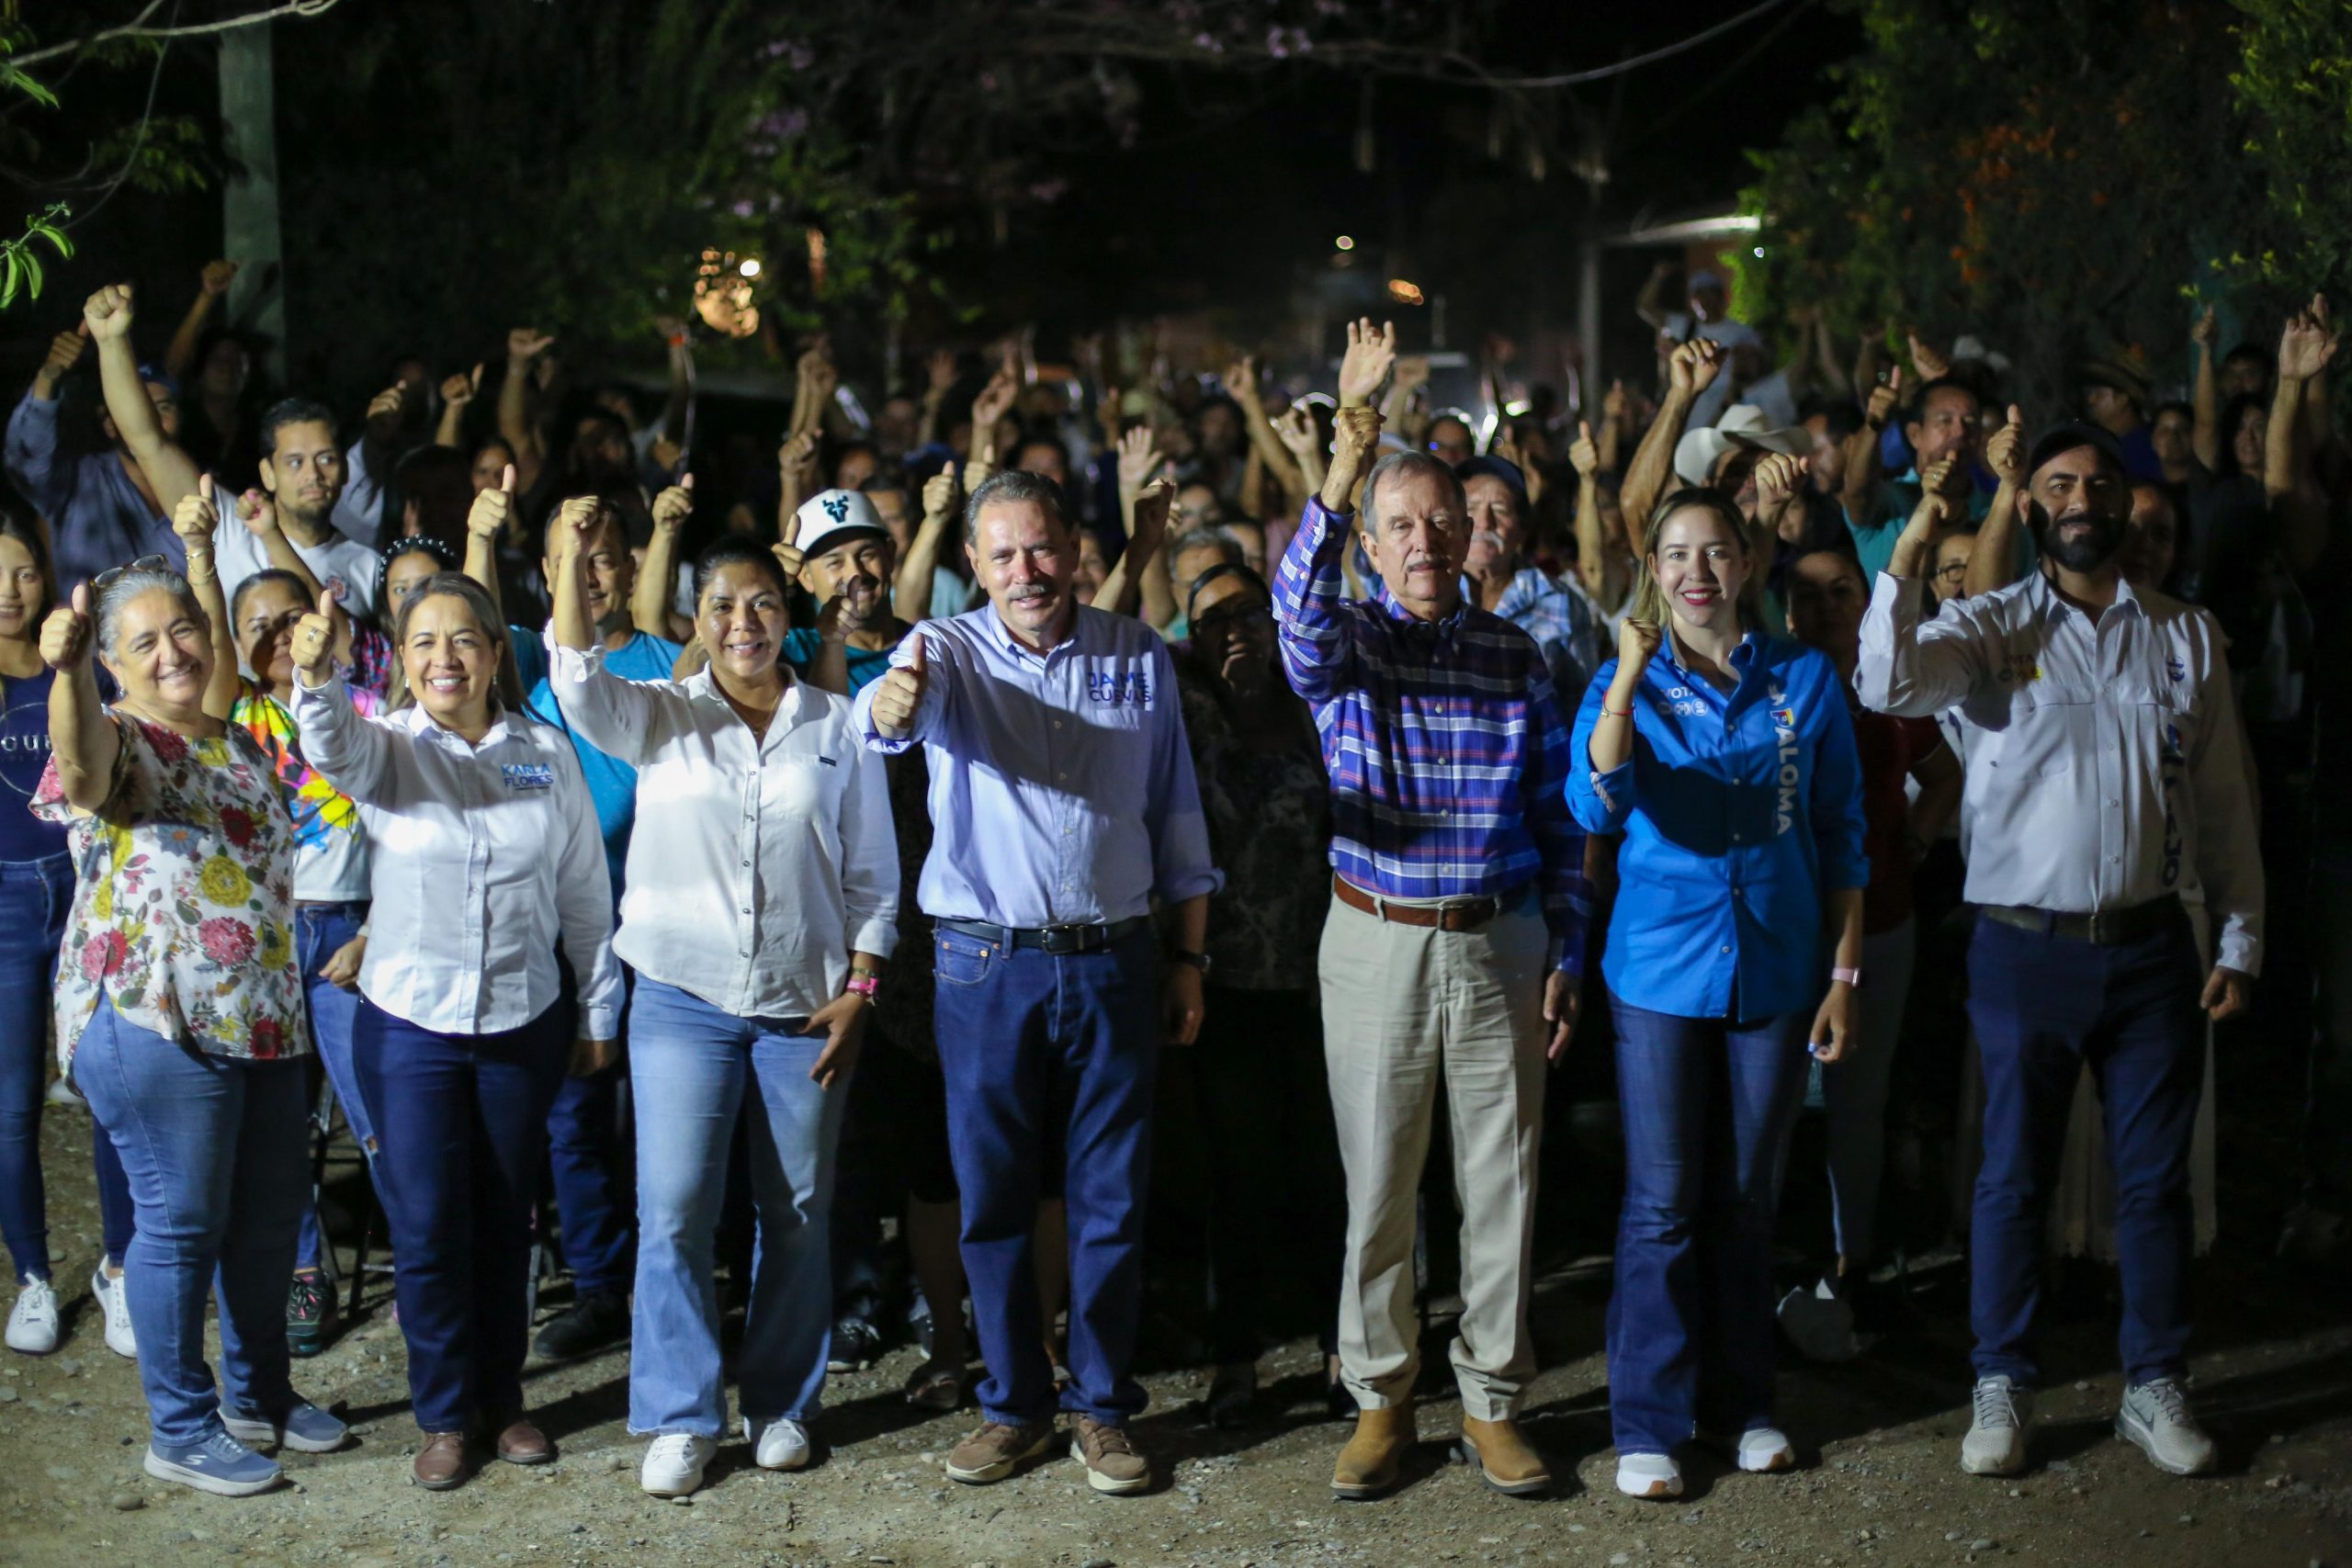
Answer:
[
  {"left": 222, "top": 1399, "right": 348, "bottom": 1454},
  {"left": 145, "top": 1430, "right": 282, "bottom": 1495},
  {"left": 2116, "top": 1378, "right": 2216, "bottom": 1475},
  {"left": 1961, "top": 1375, "right": 2032, "bottom": 1476}
]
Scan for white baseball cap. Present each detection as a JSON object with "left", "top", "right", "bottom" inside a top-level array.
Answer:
[{"left": 793, "top": 489, "right": 891, "bottom": 558}]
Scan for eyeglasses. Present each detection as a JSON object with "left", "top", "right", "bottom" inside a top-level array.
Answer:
[
  {"left": 93, "top": 554, "right": 173, "bottom": 589},
  {"left": 1932, "top": 561, "right": 1970, "bottom": 581},
  {"left": 1192, "top": 605, "right": 1273, "bottom": 637}
]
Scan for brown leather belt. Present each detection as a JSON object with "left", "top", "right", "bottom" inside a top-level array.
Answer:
[
  {"left": 1979, "top": 892, "right": 2181, "bottom": 945},
  {"left": 1331, "top": 874, "right": 1519, "bottom": 933}
]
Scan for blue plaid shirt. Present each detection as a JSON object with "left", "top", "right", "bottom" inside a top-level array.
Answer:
[
  {"left": 1274, "top": 498, "right": 1592, "bottom": 974},
  {"left": 1486, "top": 564, "right": 1602, "bottom": 710}
]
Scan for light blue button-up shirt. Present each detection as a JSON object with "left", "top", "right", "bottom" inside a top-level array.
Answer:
[{"left": 853, "top": 603, "right": 1221, "bottom": 926}]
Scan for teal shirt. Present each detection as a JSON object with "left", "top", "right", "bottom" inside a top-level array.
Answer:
[
  {"left": 1843, "top": 474, "right": 2027, "bottom": 582},
  {"left": 780, "top": 626, "right": 899, "bottom": 695}
]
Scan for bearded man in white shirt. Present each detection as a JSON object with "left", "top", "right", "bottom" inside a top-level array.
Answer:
[{"left": 1857, "top": 420, "right": 2261, "bottom": 1483}]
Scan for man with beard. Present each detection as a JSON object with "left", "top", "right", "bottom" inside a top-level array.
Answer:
[
  {"left": 854, "top": 469, "right": 1217, "bottom": 1497},
  {"left": 1857, "top": 421, "right": 2262, "bottom": 1483},
  {"left": 523, "top": 486, "right": 688, "bottom": 1364},
  {"left": 215, "top": 399, "right": 385, "bottom": 620}
]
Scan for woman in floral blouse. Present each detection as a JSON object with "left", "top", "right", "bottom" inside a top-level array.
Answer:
[
  {"left": 32, "top": 489, "right": 346, "bottom": 1498},
  {"left": 1171, "top": 563, "right": 1346, "bottom": 1427}
]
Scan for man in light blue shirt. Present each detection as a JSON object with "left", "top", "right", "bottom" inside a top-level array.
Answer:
[{"left": 855, "top": 469, "right": 1218, "bottom": 1496}]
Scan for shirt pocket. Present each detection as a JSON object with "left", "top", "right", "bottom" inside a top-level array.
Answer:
[
  {"left": 1984, "top": 683, "right": 2082, "bottom": 782},
  {"left": 934, "top": 928, "right": 1000, "bottom": 987}
]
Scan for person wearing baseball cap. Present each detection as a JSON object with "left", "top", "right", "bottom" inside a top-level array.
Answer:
[
  {"left": 1856, "top": 411, "right": 2260, "bottom": 1483},
  {"left": 780, "top": 487, "right": 912, "bottom": 697},
  {"left": 1455, "top": 453, "right": 1600, "bottom": 701}
]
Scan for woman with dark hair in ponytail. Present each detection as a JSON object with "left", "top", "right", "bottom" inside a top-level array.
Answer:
[{"left": 1568, "top": 488, "right": 1869, "bottom": 1500}]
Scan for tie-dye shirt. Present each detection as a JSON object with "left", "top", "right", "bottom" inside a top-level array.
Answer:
[{"left": 232, "top": 682, "right": 378, "bottom": 902}]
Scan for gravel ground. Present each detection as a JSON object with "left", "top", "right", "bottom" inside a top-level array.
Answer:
[{"left": 3, "top": 1099, "right": 2348, "bottom": 1568}]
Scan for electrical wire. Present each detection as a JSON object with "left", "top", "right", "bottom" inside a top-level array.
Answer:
[{"left": 1467, "top": 0, "right": 1804, "bottom": 89}]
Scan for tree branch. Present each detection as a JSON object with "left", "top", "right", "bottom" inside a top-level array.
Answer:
[{"left": 11, "top": 0, "right": 343, "bottom": 70}]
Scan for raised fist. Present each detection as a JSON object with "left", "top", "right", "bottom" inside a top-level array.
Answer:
[
  {"left": 199, "top": 259, "right": 240, "bottom": 299},
  {"left": 507, "top": 327, "right": 556, "bottom": 364},
  {"left": 651, "top": 475, "right": 693, "bottom": 533},
  {"left": 1668, "top": 337, "right": 1722, "bottom": 395},
  {"left": 442, "top": 364, "right": 482, "bottom": 407},
  {"left": 40, "top": 583, "right": 93, "bottom": 671},
  {"left": 83, "top": 284, "right": 134, "bottom": 343},
  {"left": 1617, "top": 615, "right": 1662, "bottom": 673}
]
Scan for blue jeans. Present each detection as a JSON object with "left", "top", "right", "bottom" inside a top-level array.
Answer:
[
  {"left": 1967, "top": 910, "right": 2204, "bottom": 1388},
  {"left": 627, "top": 977, "right": 848, "bottom": 1436},
  {"left": 73, "top": 996, "right": 309, "bottom": 1447},
  {"left": 355, "top": 998, "right": 567, "bottom": 1432},
  {"left": 1818, "top": 919, "right": 1917, "bottom": 1264},
  {"left": 547, "top": 1051, "right": 635, "bottom": 1300},
  {"left": 0, "top": 854, "right": 137, "bottom": 1280},
  {"left": 932, "top": 923, "right": 1160, "bottom": 1427},
  {"left": 292, "top": 902, "right": 373, "bottom": 1273},
  {"left": 1606, "top": 995, "right": 1813, "bottom": 1456}
]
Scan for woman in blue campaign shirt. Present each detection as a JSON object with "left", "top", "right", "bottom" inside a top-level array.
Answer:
[
  {"left": 1567, "top": 488, "right": 1868, "bottom": 1502},
  {"left": 0, "top": 514, "right": 137, "bottom": 1359}
]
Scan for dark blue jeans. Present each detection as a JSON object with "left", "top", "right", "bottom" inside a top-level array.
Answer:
[
  {"left": 292, "top": 902, "right": 373, "bottom": 1273},
  {"left": 355, "top": 998, "right": 568, "bottom": 1432},
  {"left": 933, "top": 923, "right": 1160, "bottom": 1427},
  {"left": 74, "top": 997, "right": 309, "bottom": 1447},
  {"left": 546, "top": 990, "right": 634, "bottom": 1300},
  {"left": 1605, "top": 994, "right": 1813, "bottom": 1456},
  {"left": 0, "top": 854, "right": 132, "bottom": 1281},
  {"left": 1967, "top": 911, "right": 2205, "bottom": 1388}
]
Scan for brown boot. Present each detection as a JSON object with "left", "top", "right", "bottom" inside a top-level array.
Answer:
[
  {"left": 1459, "top": 1415, "right": 1552, "bottom": 1496},
  {"left": 412, "top": 1430, "right": 469, "bottom": 1491},
  {"left": 1331, "top": 1403, "right": 1415, "bottom": 1500}
]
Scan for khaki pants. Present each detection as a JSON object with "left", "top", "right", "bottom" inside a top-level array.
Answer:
[{"left": 1318, "top": 886, "right": 1549, "bottom": 1421}]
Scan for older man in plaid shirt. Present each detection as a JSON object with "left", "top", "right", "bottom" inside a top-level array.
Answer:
[{"left": 1274, "top": 400, "right": 1591, "bottom": 1504}]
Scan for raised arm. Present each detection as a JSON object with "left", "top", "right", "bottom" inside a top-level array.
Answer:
[
  {"left": 1226, "top": 355, "right": 1306, "bottom": 503},
  {"left": 167, "top": 479, "right": 240, "bottom": 720},
  {"left": 1596, "top": 378, "right": 1627, "bottom": 474},
  {"left": 1335, "top": 318, "right": 1396, "bottom": 412},
  {"left": 288, "top": 623, "right": 394, "bottom": 806},
  {"left": 1272, "top": 406, "right": 1380, "bottom": 701},
  {"left": 2190, "top": 305, "right": 2221, "bottom": 473},
  {"left": 164, "top": 261, "right": 237, "bottom": 384},
  {"left": 1096, "top": 477, "right": 1173, "bottom": 623},
  {"left": 635, "top": 475, "right": 694, "bottom": 639},
  {"left": 435, "top": 364, "right": 481, "bottom": 451},
  {"left": 1567, "top": 420, "right": 1615, "bottom": 602},
  {"left": 2269, "top": 298, "right": 2338, "bottom": 571},
  {"left": 498, "top": 329, "right": 554, "bottom": 495},
  {"left": 1838, "top": 367, "right": 1901, "bottom": 525},
  {"left": 895, "top": 468, "right": 956, "bottom": 623},
  {"left": 915, "top": 348, "right": 956, "bottom": 450},
  {"left": 1962, "top": 411, "right": 2029, "bottom": 599},
  {"left": 776, "top": 429, "right": 818, "bottom": 539},
  {"left": 1855, "top": 491, "right": 1996, "bottom": 716},
  {"left": 1634, "top": 260, "right": 1675, "bottom": 333},
  {"left": 653, "top": 314, "right": 695, "bottom": 458},
  {"left": 85, "top": 284, "right": 201, "bottom": 513},
  {"left": 1620, "top": 338, "right": 1716, "bottom": 557},
  {"left": 39, "top": 584, "right": 116, "bottom": 809}
]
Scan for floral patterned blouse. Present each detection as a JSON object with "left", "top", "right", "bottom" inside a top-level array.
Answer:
[{"left": 31, "top": 712, "right": 308, "bottom": 1072}]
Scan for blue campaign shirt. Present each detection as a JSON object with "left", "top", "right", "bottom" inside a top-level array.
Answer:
[
  {"left": 526, "top": 628, "right": 684, "bottom": 895},
  {"left": 852, "top": 603, "right": 1220, "bottom": 927},
  {"left": 1567, "top": 632, "right": 1869, "bottom": 1021}
]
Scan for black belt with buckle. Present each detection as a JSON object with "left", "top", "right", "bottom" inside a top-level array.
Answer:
[
  {"left": 1979, "top": 892, "right": 2181, "bottom": 945},
  {"left": 935, "top": 914, "right": 1152, "bottom": 955}
]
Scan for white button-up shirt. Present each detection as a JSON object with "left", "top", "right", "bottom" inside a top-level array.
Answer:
[
  {"left": 546, "top": 641, "right": 898, "bottom": 1020},
  {"left": 1857, "top": 569, "right": 2262, "bottom": 975},
  {"left": 290, "top": 673, "right": 623, "bottom": 1038}
]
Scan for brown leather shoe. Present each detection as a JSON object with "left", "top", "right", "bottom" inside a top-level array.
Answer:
[
  {"left": 492, "top": 1412, "right": 554, "bottom": 1466},
  {"left": 413, "top": 1430, "right": 469, "bottom": 1491},
  {"left": 1459, "top": 1415, "right": 1552, "bottom": 1496},
  {"left": 944, "top": 1420, "right": 1055, "bottom": 1484},
  {"left": 1331, "top": 1403, "right": 1415, "bottom": 1500}
]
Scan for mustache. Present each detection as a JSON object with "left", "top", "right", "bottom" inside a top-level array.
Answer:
[{"left": 1005, "top": 581, "right": 1053, "bottom": 602}]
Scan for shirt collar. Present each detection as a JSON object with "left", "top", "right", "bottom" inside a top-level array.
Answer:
[
  {"left": 399, "top": 699, "right": 511, "bottom": 750},
  {"left": 985, "top": 602, "right": 1081, "bottom": 661},
  {"left": 2024, "top": 563, "right": 2144, "bottom": 623},
  {"left": 1374, "top": 579, "right": 1468, "bottom": 635}
]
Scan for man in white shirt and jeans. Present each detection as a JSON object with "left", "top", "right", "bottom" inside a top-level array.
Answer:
[{"left": 1857, "top": 420, "right": 2262, "bottom": 1482}]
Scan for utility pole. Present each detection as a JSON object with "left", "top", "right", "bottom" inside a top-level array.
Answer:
[{"left": 217, "top": 24, "right": 285, "bottom": 384}]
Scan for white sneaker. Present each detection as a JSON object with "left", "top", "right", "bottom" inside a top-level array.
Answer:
[
  {"left": 1732, "top": 1427, "right": 1797, "bottom": 1472},
  {"left": 1615, "top": 1450, "right": 1683, "bottom": 1498},
  {"left": 91, "top": 1268, "right": 135, "bottom": 1359},
  {"left": 748, "top": 1416, "right": 811, "bottom": 1471},
  {"left": 1961, "top": 1375, "right": 2032, "bottom": 1476},
  {"left": 2117, "top": 1378, "right": 2217, "bottom": 1476},
  {"left": 639, "top": 1433, "right": 716, "bottom": 1496},
  {"left": 6, "top": 1278, "right": 59, "bottom": 1354}
]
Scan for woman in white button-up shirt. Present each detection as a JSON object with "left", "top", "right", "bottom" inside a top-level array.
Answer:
[
  {"left": 545, "top": 504, "right": 896, "bottom": 1499},
  {"left": 288, "top": 570, "right": 619, "bottom": 1491}
]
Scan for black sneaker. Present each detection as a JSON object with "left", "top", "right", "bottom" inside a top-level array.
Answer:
[
  {"left": 827, "top": 1313, "right": 885, "bottom": 1373},
  {"left": 286, "top": 1271, "right": 336, "bottom": 1359},
  {"left": 532, "top": 1290, "right": 629, "bottom": 1360}
]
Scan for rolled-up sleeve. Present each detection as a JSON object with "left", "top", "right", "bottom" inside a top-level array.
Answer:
[{"left": 1566, "top": 660, "right": 1637, "bottom": 834}]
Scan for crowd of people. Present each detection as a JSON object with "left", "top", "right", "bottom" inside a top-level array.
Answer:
[{"left": 0, "top": 254, "right": 2338, "bottom": 1508}]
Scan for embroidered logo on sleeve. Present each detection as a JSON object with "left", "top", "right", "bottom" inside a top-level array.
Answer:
[{"left": 501, "top": 762, "right": 556, "bottom": 792}]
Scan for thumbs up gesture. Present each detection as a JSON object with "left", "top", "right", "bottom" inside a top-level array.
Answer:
[
  {"left": 288, "top": 583, "right": 343, "bottom": 682},
  {"left": 1985, "top": 403, "right": 2027, "bottom": 486},
  {"left": 467, "top": 462, "right": 517, "bottom": 540},
  {"left": 774, "top": 501, "right": 806, "bottom": 582},
  {"left": 40, "top": 582, "right": 94, "bottom": 671},
  {"left": 650, "top": 473, "right": 694, "bottom": 533},
  {"left": 173, "top": 474, "right": 222, "bottom": 554},
  {"left": 870, "top": 632, "right": 929, "bottom": 739}
]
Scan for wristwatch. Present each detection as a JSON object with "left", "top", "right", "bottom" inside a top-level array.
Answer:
[
  {"left": 1169, "top": 949, "right": 1214, "bottom": 976},
  {"left": 1830, "top": 965, "right": 1864, "bottom": 989}
]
